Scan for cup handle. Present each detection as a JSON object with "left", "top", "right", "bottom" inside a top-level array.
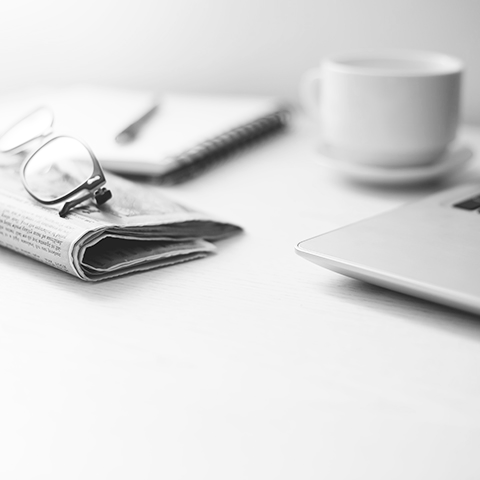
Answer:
[{"left": 299, "top": 68, "right": 322, "bottom": 121}]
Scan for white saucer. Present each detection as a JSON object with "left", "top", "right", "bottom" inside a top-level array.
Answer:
[{"left": 317, "top": 144, "right": 473, "bottom": 186}]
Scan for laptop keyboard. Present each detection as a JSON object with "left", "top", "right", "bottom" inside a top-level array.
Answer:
[{"left": 454, "top": 195, "right": 480, "bottom": 211}]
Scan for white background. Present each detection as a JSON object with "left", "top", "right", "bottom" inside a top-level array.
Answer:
[{"left": 0, "top": 0, "right": 479, "bottom": 121}]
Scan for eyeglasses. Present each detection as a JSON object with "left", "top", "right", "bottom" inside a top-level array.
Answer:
[{"left": 0, "top": 106, "right": 112, "bottom": 217}]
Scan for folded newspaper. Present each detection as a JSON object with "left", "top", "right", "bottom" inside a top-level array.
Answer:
[{"left": 0, "top": 167, "right": 242, "bottom": 281}]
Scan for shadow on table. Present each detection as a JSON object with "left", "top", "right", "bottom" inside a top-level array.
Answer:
[
  {"left": 0, "top": 232, "right": 245, "bottom": 301},
  {"left": 325, "top": 276, "right": 480, "bottom": 339}
]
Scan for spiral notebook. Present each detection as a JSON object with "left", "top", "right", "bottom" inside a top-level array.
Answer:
[{"left": 40, "top": 85, "right": 290, "bottom": 184}]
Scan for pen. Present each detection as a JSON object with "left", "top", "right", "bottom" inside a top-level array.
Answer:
[{"left": 115, "top": 102, "right": 159, "bottom": 144}]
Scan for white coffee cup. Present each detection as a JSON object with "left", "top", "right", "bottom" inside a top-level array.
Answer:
[{"left": 300, "top": 50, "right": 463, "bottom": 167}]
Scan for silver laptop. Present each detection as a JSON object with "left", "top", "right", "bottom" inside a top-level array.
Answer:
[{"left": 296, "top": 182, "right": 480, "bottom": 315}]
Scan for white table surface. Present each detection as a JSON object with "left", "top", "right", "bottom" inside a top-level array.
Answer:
[{"left": 2, "top": 115, "right": 480, "bottom": 480}]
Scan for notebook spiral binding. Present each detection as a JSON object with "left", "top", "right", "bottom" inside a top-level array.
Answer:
[{"left": 157, "top": 106, "right": 291, "bottom": 184}]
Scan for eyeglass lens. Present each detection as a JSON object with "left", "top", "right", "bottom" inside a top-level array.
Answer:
[
  {"left": 23, "top": 137, "right": 94, "bottom": 202},
  {"left": 0, "top": 108, "right": 53, "bottom": 154}
]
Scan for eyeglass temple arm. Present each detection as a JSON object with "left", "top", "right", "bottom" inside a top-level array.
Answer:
[{"left": 59, "top": 187, "right": 112, "bottom": 217}]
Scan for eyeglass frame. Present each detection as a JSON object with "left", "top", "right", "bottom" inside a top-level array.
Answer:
[{"left": 0, "top": 106, "right": 112, "bottom": 217}]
